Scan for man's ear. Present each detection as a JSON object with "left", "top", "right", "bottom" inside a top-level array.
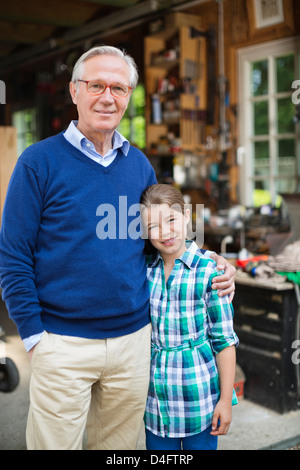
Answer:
[{"left": 69, "top": 82, "right": 77, "bottom": 105}]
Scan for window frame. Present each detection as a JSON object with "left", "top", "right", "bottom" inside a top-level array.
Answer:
[
  {"left": 12, "top": 107, "right": 38, "bottom": 156},
  {"left": 237, "top": 36, "right": 300, "bottom": 206}
]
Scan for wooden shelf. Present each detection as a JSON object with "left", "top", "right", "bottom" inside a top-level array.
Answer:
[{"left": 144, "top": 13, "right": 207, "bottom": 163}]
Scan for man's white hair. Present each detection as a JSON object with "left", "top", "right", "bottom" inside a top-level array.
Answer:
[{"left": 71, "top": 45, "right": 139, "bottom": 89}]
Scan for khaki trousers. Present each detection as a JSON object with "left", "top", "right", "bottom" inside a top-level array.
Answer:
[{"left": 26, "top": 324, "right": 151, "bottom": 450}]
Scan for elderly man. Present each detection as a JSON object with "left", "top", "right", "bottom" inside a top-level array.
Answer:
[{"left": 0, "top": 46, "right": 235, "bottom": 450}]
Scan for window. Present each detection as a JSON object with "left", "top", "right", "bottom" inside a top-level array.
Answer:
[
  {"left": 118, "top": 84, "right": 146, "bottom": 149},
  {"left": 238, "top": 38, "right": 300, "bottom": 207},
  {"left": 12, "top": 108, "right": 38, "bottom": 156}
]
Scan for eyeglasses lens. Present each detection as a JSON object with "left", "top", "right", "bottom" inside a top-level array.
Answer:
[{"left": 87, "top": 81, "right": 128, "bottom": 97}]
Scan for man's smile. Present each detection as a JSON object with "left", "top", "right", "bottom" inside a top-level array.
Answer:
[{"left": 94, "top": 110, "right": 115, "bottom": 114}]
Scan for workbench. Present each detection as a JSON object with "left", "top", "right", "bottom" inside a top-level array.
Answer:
[{"left": 233, "top": 274, "right": 300, "bottom": 413}]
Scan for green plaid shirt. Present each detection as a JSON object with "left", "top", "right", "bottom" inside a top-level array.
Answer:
[{"left": 144, "top": 240, "right": 239, "bottom": 438}]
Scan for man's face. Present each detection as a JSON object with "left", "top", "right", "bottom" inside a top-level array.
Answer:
[{"left": 69, "top": 54, "right": 131, "bottom": 140}]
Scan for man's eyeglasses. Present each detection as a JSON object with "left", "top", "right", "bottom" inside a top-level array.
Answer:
[{"left": 77, "top": 80, "right": 133, "bottom": 98}]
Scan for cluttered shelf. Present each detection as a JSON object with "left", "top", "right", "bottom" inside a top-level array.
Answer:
[{"left": 235, "top": 271, "right": 294, "bottom": 291}]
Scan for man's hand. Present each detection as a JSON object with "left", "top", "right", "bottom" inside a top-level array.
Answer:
[{"left": 210, "top": 254, "right": 236, "bottom": 302}]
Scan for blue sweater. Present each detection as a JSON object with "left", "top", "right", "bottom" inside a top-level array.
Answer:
[{"left": 0, "top": 132, "right": 157, "bottom": 341}]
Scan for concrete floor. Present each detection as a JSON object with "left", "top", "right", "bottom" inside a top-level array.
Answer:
[{"left": 1, "top": 306, "right": 300, "bottom": 451}]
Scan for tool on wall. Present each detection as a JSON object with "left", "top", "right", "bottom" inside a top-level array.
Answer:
[
  {"left": 216, "top": 0, "right": 228, "bottom": 153},
  {"left": 190, "top": 0, "right": 230, "bottom": 150},
  {"left": 189, "top": 26, "right": 216, "bottom": 127},
  {"left": 181, "top": 108, "right": 206, "bottom": 147},
  {"left": 189, "top": 0, "right": 231, "bottom": 208}
]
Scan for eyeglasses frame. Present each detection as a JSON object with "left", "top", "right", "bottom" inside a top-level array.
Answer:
[{"left": 77, "top": 79, "right": 133, "bottom": 98}]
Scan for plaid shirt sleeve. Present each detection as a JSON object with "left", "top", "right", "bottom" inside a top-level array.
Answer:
[{"left": 205, "top": 269, "right": 239, "bottom": 355}]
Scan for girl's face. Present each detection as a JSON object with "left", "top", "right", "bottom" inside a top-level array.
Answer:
[{"left": 143, "top": 203, "right": 190, "bottom": 261}]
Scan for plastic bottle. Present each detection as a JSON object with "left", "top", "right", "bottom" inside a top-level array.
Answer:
[{"left": 152, "top": 94, "right": 162, "bottom": 124}]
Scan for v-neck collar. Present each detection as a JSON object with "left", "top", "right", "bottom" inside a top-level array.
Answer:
[{"left": 60, "top": 132, "right": 126, "bottom": 174}]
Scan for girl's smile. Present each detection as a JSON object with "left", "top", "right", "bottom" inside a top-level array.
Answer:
[{"left": 161, "top": 237, "right": 176, "bottom": 246}]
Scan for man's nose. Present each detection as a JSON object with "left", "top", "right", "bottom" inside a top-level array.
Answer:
[{"left": 99, "top": 87, "right": 114, "bottom": 102}]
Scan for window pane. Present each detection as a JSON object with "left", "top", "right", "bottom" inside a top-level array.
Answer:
[
  {"left": 132, "top": 84, "right": 145, "bottom": 116},
  {"left": 132, "top": 116, "right": 146, "bottom": 149},
  {"left": 118, "top": 117, "right": 130, "bottom": 140},
  {"left": 254, "top": 141, "right": 269, "bottom": 176},
  {"left": 276, "top": 54, "right": 294, "bottom": 92},
  {"left": 275, "top": 179, "right": 296, "bottom": 194},
  {"left": 277, "top": 139, "right": 295, "bottom": 176},
  {"left": 12, "top": 108, "right": 37, "bottom": 155},
  {"left": 253, "top": 101, "right": 268, "bottom": 135},
  {"left": 277, "top": 97, "right": 295, "bottom": 133},
  {"left": 117, "top": 85, "right": 146, "bottom": 149},
  {"left": 251, "top": 60, "right": 268, "bottom": 96}
]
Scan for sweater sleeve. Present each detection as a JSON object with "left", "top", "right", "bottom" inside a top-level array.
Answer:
[{"left": 0, "top": 157, "right": 45, "bottom": 340}]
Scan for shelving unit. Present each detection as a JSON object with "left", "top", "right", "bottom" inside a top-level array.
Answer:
[
  {"left": 144, "top": 13, "right": 207, "bottom": 185},
  {"left": 234, "top": 275, "right": 300, "bottom": 413}
]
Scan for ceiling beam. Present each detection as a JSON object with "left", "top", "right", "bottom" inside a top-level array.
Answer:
[
  {"left": 0, "top": 20, "right": 55, "bottom": 45},
  {"left": 78, "top": 0, "right": 140, "bottom": 6},
  {"left": 0, "top": 43, "right": 20, "bottom": 58},
  {"left": 0, "top": 1, "right": 100, "bottom": 28},
  {"left": 62, "top": 0, "right": 173, "bottom": 42},
  {"left": 0, "top": 0, "right": 209, "bottom": 72}
]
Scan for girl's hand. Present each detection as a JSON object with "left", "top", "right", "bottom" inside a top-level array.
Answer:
[
  {"left": 211, "top": 254, "right": 236, "bottom": 302},
  {"left": 210, "top": 400, "right": 232, "bottom": 436}
]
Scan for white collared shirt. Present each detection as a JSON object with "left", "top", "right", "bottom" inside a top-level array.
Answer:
[{"left": 63, "top": 120, "right": 130, "bottom": 166}]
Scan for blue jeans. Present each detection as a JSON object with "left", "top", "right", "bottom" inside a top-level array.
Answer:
[{"left": 145, "top": 427, "right": 218, "bottom": 450}]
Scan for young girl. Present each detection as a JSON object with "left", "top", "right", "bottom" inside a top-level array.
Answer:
[{"left": 140, "top": 184, "right": 239, "bottom": 451}]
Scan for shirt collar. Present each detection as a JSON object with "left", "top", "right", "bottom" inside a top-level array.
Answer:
[
  {"left": 147, "top": 240, "right": 200, "bottom": 269},
  {"left": 64, "top": 120, "right": 130, "bottom": 157}
]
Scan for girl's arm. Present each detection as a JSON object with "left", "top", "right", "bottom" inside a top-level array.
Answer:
[
  {"left": 210, "top": 345, "right": 236, "bottom": 436},
  {"left": 206, "top": 264, "right": 239, "bottom": 436}
]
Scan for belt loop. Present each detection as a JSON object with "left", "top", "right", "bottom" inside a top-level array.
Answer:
[{"left": 188, "top": 338, "right": 194, "bottom": 350}]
